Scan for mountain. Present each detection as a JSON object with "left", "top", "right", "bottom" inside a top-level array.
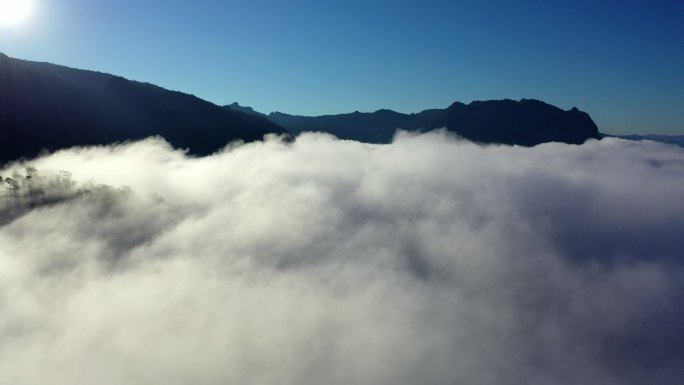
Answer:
[
  {"left": 225, "top": 102, "right": 267, "bottom": 117},
  {"left": 265, "top": 99, "right": 600, "bottom": 146},
  {"left": 0, "top": 53, "right": 286, "bottom": 162},
  {"left": 1, "top": 52, "right": 603, "bottom": 163}
]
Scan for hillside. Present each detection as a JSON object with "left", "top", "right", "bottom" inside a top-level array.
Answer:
[{"left": 0, "top": 54, "right": 286, "bottom": 162}]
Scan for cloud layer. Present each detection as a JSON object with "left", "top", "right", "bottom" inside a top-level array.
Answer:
[{"left": 1, "top": 132, "right": 683, "bottom": 385}]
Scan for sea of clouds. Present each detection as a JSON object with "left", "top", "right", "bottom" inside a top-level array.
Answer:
[{"left": 1, "top": 131, "right": 683, "bottom": 385}]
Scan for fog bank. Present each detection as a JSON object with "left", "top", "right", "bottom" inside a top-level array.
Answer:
[{"left": 1, "top": 132, "right": 683, "bottom": 385}]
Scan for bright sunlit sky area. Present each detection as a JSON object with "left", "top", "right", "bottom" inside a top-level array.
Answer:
[{"left": 1, "top": 0, "right": 682, "bottom": 134}]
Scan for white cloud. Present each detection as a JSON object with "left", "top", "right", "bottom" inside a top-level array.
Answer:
[{"left": 1, "top": 132, "right": 683, "bottom": 385}]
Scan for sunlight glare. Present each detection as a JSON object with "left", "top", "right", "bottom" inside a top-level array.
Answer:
[{"left": 0, "top": 0, "right": 33, "bottom": 26}]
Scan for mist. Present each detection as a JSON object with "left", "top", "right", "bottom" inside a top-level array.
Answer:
[{"left": 1, "top": 131, "right": 683, "bottom": 385}]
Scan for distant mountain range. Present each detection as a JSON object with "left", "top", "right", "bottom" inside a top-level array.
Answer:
[
  {"left": 603, "top": 134, "right": 684, "bottom": 147},
  {"left": 234, "top": 99, "right": 601, "bottom": 146},
  {"left": 229, "top": 103, "right": 684, "bottom": 148},
  {"left": 3, "top": 53, "right": 678, "bottom": 163},
  {"left": 0, "top": 53, "right": 285, "bottom": 162}
]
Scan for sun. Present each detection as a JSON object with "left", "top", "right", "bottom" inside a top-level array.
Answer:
[{"left": 0, "top": 0, "right": 33, "bottom": 26}]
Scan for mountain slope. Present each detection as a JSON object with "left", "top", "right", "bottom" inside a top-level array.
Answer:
[
  {"left": 0, "top": 54, "right": 286, "bottom": 162},
  {"left": 265, "top": 99, "right": 600, "bottom": 145}
]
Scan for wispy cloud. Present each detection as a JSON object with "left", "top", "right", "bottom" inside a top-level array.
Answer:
[{"left": 1, "top": 132, "right": 683, "bottom": 385}]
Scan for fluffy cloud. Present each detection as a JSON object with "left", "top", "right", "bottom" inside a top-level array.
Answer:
[{"left": 1, "top": 131, "right": 683, "bottom": 385}]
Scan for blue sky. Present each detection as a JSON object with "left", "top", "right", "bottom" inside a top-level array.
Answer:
[{"left": 1, "top": 0, "right": 683, "bottom": 134}]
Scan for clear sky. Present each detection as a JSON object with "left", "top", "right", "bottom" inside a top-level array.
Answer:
[{"left": 1, "top": 0, "right": 682, "bottom": 134}]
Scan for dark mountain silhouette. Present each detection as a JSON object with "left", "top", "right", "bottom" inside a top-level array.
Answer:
[
  {"left": 268, "top": 109, "right": 424, "bottom": 143},
  {"left": 225, "top": 102, "right": 266, "bottom": 117},
  {"left": 0, "top": 53, "right": 286, "bottom": 162},
  {"left": 1, "top": 52, "right": 603, "bottom": 164},
  {"left": 264, "top": 99, "right": 600, "bottom": 145}
]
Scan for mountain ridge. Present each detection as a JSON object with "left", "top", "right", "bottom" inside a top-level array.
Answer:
[
  {"left": 0, "top": 54, "right": 286, "bottom": 162},
  {"left": 1, "top": 53, "right": 617, "bottom": 164},
  {"left": 227, "top": 99, "right": 601, "bottom": 146}
]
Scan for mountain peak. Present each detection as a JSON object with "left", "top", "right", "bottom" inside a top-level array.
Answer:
[{"left": 224, "top": 102, "right": 264, "bottom": 117}]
